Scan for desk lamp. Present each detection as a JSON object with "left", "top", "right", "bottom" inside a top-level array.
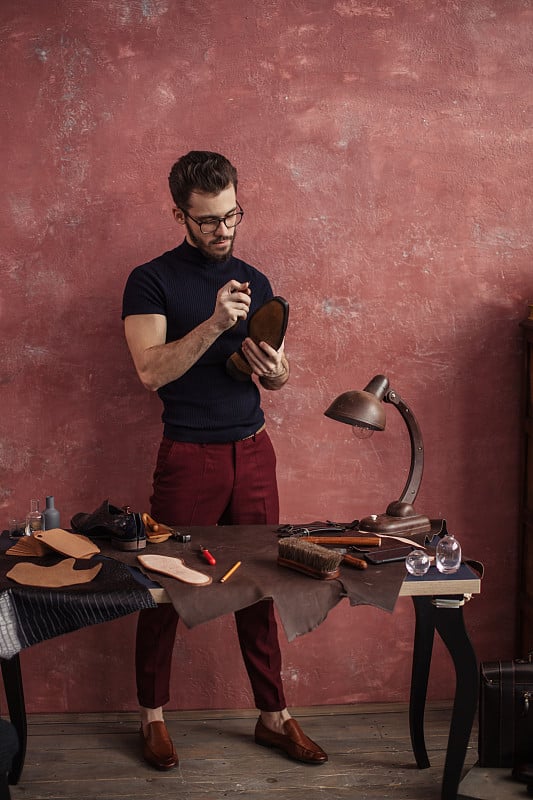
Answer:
[{"left": 324, "top": 374, "right": 431, "bottom": 535}]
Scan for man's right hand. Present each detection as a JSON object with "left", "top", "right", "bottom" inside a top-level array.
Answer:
[{"left": 213, "top": 280, "right": 251, "bottom": 331}]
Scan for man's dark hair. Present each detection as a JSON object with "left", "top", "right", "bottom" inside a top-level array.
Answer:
[{"left": 168, "top": 151, "right": 238, "bottom": 209}]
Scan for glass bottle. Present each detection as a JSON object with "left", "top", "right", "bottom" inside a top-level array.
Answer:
[
  {"left": 25, "top": 499, "right": 43, "bottom": 536},
  {"left": 436, "top": 532, "right": 462, "bottom": 574},
  {"left": 42, "top": 496, "right": 60, "bottom": 530}
]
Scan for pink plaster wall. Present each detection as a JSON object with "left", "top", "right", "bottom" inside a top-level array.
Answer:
[{"left": 1, "top": 0, "right": 532, "bottom": 713}]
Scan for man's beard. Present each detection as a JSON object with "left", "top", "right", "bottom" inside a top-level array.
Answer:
[{"left": 185, "top": 220, "right": 236, "bottom": 262}]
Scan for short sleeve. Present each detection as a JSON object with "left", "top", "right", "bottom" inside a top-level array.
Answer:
[{"left": 122, "top": 264, "right": 167, "bottom": 320}]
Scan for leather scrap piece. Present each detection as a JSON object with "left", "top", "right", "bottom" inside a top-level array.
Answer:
[
  {"left": 6, "top": 529, "right": 100, "bottom": 559},
  {"left": 7, "top": 557, "right": 102, "bottom": 588},
  {"left": 6, "top": 536, "right": 49, "bottom": 557},
  {"left": 35, "top": 529, "right": 100, "bottom": 558}
]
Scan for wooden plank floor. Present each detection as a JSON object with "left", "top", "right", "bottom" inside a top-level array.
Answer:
[{"left": 9, "top": 703, "right": 479, "bottom": 800}]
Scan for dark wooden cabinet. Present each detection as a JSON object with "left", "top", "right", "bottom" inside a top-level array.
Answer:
[{"left": 519, "top": 317, "right": 533, "bottom": 655}]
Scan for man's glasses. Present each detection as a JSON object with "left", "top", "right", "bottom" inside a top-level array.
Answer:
[{"left": 180, "top": 202, "right": 244, "bottom": 234}]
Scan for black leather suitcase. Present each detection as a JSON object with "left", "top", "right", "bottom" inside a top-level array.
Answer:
[{"left": 478, "top": 659, "right": 533, "bottom": 767}]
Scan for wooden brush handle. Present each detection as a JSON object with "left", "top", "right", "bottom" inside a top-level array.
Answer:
[
  {"left": 342, "top": 554, "right": 368, "bottom": 570},
  {"left": 306, "top": 536, "right": 380, "bottom": 547}
]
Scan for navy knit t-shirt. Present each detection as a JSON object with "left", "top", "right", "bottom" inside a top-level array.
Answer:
[{"left": 122, "top": 239, "right": 274, "bottom": 443}]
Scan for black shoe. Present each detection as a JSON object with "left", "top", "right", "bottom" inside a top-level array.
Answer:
[
  {"left": 111, "top": 510, "right": 146, "bottom": 551},
  {"left": 71, "top": 500, "right": 146, "bottom": 550},
  {"left": 71, "top": 500, "right": 124, "bottom": 537}
]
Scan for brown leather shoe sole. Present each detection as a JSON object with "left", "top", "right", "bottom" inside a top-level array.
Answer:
[
  {"left": 140, "top": 721, "right": 179, "bottom": 770},
  {"left": 226, "top": 296, "right": 289, "bottom": 381},
  {"left": 248, "top": 296, "right": 289, "bottom": 351},
  {"left": 254, "top": 717, "right": 328, "bottom": 764}
]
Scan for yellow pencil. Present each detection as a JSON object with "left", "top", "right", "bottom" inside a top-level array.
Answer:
[{"left": 220, "top": 561, "right": 242, "bottom": 583}]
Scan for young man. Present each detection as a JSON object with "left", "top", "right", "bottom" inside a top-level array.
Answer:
[{"left": 122, "top": 151, "right": 327, "bottom": 770}]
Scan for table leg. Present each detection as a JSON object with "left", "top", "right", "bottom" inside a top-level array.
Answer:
[
  {"left": 1, "top": 654, "right": 27, "bottom": 784},
  {"left": 434, "top": 601, "right": 478, "bottom": 800},
  {"left": 409, "top": 596, "right": 435, "bottom": 769},
  {"left": 409, "top": 596, "right": 478, "bottom": 800}
]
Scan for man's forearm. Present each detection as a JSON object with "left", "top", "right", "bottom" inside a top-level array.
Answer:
[{"left": 136, "top": 318, "right": 221, "bottom": 391}]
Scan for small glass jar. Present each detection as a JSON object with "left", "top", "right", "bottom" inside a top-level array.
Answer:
[
  {"left": 8, "top": 519, "right": 26, "bottom": 538},
  {"left": 405, "top": 549, "right": 431, "bottom": 576},
  {"left": 436, "top": 533, "right": 462, "bottom": 574}
]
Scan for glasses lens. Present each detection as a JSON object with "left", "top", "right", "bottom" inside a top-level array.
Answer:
[
  {"left": 199, "top": 221, "right": 218, "bottom": 233},
  {"left": 224, "top": 211, "right": 243, "bottom": 229},
  {"left": 200, "top": 211, "right": 243, "bottom": 234}
]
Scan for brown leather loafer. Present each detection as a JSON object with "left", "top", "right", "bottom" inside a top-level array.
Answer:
[
  {"left": 254, "top": 717, "right": 328, "bottom": 764},
  {"left": 140, "top": 721, "right": 179, "bottom": 770}
]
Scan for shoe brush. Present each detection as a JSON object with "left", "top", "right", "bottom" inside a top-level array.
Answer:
[{"left": 278, "top": 538, "right": 367, "bottom": 580}]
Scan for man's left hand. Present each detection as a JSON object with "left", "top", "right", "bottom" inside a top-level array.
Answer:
[{"left": 241, "top": 338, "right": 289, "bottom": 389}]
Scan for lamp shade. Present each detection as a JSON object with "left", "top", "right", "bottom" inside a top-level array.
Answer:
[{"left": 324, "top": 374, "right": 389, "bottom": 431}]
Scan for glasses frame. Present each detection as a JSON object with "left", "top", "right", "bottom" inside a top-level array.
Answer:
[{"left": 180, "top": 202, "right": 244, "bottom": 234}]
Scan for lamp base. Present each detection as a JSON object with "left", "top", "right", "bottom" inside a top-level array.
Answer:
[{"left": 358, "top": 511, "right": 431, "bottom": 536}]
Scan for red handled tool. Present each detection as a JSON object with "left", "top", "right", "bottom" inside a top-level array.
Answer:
[{"left": 199, "top": 546, "right": 216, "bottom": 566}]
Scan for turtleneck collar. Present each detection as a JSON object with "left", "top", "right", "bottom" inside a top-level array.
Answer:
[{"left": 176, "top": 238, "right": 234, "bottom": 268}]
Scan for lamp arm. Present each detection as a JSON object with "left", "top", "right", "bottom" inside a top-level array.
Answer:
[{"left": 384, "top": 390, "right": 424, "bottom": 505}]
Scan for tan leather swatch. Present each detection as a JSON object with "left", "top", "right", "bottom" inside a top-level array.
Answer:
[{"left": 7, "top": 558, "right": 102, "bottom": 588}]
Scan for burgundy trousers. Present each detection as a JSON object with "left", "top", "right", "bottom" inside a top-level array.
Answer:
[{"left": 135, "top": 428, "right": 287, "bottom": 711}]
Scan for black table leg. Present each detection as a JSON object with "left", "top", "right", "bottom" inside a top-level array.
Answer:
[
  {"left": 434, "top": 601, "right": 478, "bottom": 800},
  {"left": 409, "top": 596, "right": 435, "bottom": 769},
  {"left": 1, "top": 654, "right": 27, "bottom": 784},
  {"left": 409, "top": 596, "right": 478, "bottom": 800}
]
